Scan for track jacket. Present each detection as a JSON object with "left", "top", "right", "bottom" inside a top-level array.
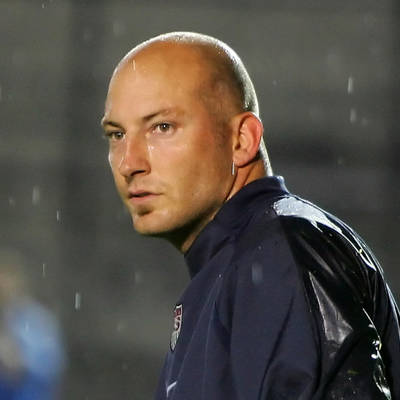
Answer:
[{"left": 155, "top": 176, "right": 400, "bottom": 400}]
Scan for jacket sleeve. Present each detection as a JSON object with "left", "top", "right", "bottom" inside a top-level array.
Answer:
[{"left": 218, "top": 215, "right": 397, "bottom": 400}]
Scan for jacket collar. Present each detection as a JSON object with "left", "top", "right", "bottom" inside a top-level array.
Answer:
[{"left": 184, "top": 176, "right": 289, "bottom": 278}]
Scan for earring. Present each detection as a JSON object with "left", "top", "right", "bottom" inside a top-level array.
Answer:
[{"left": 231, "top": 162, "right": 235, "bottom": 176}]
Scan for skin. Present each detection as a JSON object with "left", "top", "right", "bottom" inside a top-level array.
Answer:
[{"left": 102, "top": 41, "right": 266, "bottom": 253}]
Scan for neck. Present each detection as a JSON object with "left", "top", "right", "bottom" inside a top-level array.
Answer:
[
  {"left": 167, "top": 206, "right": 222, "bottom": 254},
  {"left": 171, "top": 159, "right": 268, "bottom": 253},
  {"left": 226, "top": 159, "right": 267, "bottom": 202}
]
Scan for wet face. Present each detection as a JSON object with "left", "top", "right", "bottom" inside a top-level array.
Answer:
[{"left": 102, "top": 43, "right": 235, "bottom": 249}]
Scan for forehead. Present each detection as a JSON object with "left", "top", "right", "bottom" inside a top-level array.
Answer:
[
  {"left": 107, "top": 43, "right": 214, "bottom": 105},
  {"left": 103, "top": 42, "right": 231, "bottom": 130}
]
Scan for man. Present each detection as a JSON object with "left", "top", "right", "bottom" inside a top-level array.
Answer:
[
  {"left": 0, "top": 249, "right": 65, "bottom": 400},
  {"left": 102, "top": 32, "right": 400, "bottom": 399}
]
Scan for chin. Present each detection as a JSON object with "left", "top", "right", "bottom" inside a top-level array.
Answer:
[
  {"left": 131, "top": 211, "right": 198, "bottom": 250},
  {"left": 131, "top": 213, "right": 178, "bottom": 237}
]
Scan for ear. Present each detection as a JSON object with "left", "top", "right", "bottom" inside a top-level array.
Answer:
[{"left": 231, "top": 112, "right": 263, "bottom": 167}]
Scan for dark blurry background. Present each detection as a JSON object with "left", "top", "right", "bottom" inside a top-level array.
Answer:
[{"left": 1, "top": 1, "right": 399, "bottom": 399}]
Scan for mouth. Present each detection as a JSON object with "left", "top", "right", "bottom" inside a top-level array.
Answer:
[
  {"left": 130, "top": 191, "right": 152, "bottom": 198},
  {"left": 128, "top": 190, "right": 159, "bottom": 203}
]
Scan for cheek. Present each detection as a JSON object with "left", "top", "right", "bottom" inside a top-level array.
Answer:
[{"left": 108, "top": 147, "right": 122, "bottom": 169}]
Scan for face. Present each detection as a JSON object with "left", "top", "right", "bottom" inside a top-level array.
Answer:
[{"left": 102, "top": 44, "right": 234, "bottom": 249}]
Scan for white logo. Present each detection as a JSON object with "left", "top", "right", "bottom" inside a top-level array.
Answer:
[
  {"left": 166, "top": 381, "right": 177, "bottom": 397},
  {"left": 170, "top": 304, "right": 183, "bottom": 351}
]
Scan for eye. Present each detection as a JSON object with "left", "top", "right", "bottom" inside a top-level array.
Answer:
[
  {"left": 105, "top": 131, "right": 124, "bottom": 141},
  {"left": 153, "top": 122, "right": 173, "bottom": 134}
]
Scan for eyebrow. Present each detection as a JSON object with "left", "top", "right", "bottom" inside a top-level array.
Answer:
[
  {"left": 100, "top": 118, "right": 122, "bottom": 128},
  {"left": 100, "top": 107, "right": 182, "bottom": 128}
]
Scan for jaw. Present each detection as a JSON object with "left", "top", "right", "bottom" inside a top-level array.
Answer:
[{"left": 130, "top": 203, "right": 221, "bottom": 253}]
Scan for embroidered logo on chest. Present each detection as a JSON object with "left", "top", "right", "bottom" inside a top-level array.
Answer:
[{"left": 170, "top": 304, "right": 183, "bottom": 351}]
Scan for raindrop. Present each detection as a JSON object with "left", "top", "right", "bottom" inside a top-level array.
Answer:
[
  {"left": 251, "top": 262, "right": 263, "bottom": 285},
  {"left": 326, "top": 52, "right": 343, "bottom": 73},
  {"left": 347, "top": 76, "right": 354, "bottom": 94},
  {"left": 132, "top": 59, "right": 136, "bottom": 71},
  {"left": 112, "top": 20, "right": 126, "bottom": 37},
  {"left": 121, "top": 363, "right": 128, "bottom": 371},
  {"left": 272, "top": 80, "right": 277, "bottom": 86},
  {"left": 56, "top": 209, "right": 61, "bottom": 222},
  {"left": 309, "top": 106, "right": 323, "bottom": 123},
  {"left": 363, "top": 13, "right": 377, "bottom": 28},
  {"left": 8, "top": 197, "right": 16, "bottom": 206},
  {"left": 369, "top": 43, "right": 381, "bottom": 58},
  {"left": 42, "top": 263, "right": 47, "bottom": 278},
  {"left": 74, "top": 292, "right": 82, "bottom": 310},
  {"left": 32, "top": 186, "right": 41, "bottom": 205},
  {"left": 134, "top": 270, "right": 142, "bottom": 284},
  {"left": 349, "top": 108, "right": 357, "bottom": 124},
  {"left": 361, "top": 117, "right": 369, "bottom": 127},
  {"left": 116, "top": 322, "right": 124, "bottom": 332},
  {"left": 41, "top": 3, "right": 45, "bottom": 9},
  {"left": 83, "top": 28, "right": 93, "bottom": 43},
  {"left": 0, "top": 85, "right": 2, "bottom": 102}
]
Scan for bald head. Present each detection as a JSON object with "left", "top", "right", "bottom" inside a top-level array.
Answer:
[{"left": 116, "top": 32, "right": 259, "bottom": 119}]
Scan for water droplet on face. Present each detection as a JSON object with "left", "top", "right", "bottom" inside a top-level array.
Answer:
[{"left": 74, "top": 292, "right": 82, "bottom": 310}]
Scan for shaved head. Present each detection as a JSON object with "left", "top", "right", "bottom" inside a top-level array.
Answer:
[
  {"left": 117, "top": 31, "right": 259, "bottom": 117},
  {"left": 112, "top": 31, "right": 270, "bottom": 167}
]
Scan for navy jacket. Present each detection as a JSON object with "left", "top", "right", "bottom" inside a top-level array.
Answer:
[{"left": 155, "top": 176, "right": 400, "bottom": 400}]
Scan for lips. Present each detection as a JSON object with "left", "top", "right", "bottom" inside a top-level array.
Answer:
[
  {"left": 129, "top": 191, "right": 153, "bottom": 198},
  {"left": 128, "top": 189, "right": 159, "bottom": 203}
]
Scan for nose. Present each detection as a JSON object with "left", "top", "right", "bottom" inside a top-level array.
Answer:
[{"left": 116, "top": 134, "right": 150, "bottom": 178}]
